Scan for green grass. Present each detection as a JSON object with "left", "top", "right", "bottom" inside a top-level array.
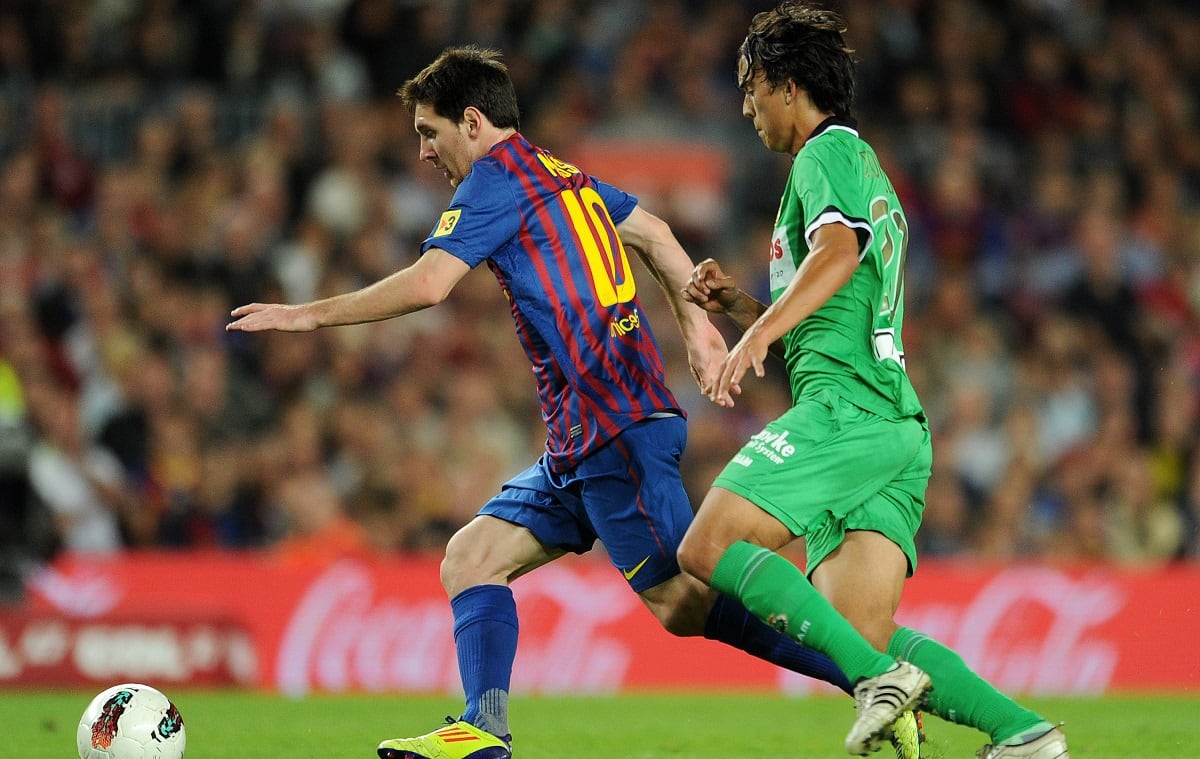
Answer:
[{"left": 12, "top": 689, "right": 1200, "bottom": 758}]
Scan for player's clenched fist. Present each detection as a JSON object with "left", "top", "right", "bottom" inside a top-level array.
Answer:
[{"left": 682, "top": 259, "right": 741, "bottom": 314}]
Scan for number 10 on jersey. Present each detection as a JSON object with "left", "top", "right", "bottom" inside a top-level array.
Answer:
[{"left": 560, "top": 186, "right": 635, "bottom": 307}]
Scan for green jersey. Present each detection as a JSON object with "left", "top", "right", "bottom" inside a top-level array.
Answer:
[{"left": 769, "top": 118, "right": 923, "bottom": 420}]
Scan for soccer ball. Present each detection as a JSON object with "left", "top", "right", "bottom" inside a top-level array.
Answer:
[{"left": 77, "top": 683, "right": 186, "bottom": 759}]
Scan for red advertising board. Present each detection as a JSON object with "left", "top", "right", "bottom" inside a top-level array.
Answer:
[
  {"left": 1, "top": 552, "right": 1197, "bottom": 694},
  {"left": 0, "top": 613, "right": 252, "bottom": 686}
]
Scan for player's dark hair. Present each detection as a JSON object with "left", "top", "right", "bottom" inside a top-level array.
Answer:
[
  {"left": 738, "top": 2, "right": 855, "bottom": 118},
  {"left": 398, "top": 45, "right": 521, "bottom": 129}
]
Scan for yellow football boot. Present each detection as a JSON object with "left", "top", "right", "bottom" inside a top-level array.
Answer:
[
  {"left": 889, "top": 710, "right": 926, "bottom": 759},
  {"left": 377, "top": 718, "right": 511, "bottom": 759}
]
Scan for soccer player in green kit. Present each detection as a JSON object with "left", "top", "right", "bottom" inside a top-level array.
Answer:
[{"left": 678, "top": 3, "right": 1069, "bottom": 758}]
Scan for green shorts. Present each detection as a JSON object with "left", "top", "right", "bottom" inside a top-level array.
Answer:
[{"left": 712, "top": 389, "right": 931, "bottom": 576}]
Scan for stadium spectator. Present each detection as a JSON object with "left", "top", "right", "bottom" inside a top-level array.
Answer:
[
  {"left": 24, "top": 380, "right": 129, "bottom": 554},
  {"left": 271, "top": 465, "right": 374, "bottom": 566}
]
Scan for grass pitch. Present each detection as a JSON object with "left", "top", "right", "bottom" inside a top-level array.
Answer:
[{"left": 10, "top": 689, "right": 1200, "bottom": 758}]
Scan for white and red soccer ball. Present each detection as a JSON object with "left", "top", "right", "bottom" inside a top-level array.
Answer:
[{"left": 77, "top": 683, "right": 186, "bottom": 759}]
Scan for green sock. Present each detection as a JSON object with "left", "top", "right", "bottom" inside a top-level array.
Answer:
[
  {"left": 888, "top": 626, "right": 1050, "bottom": 743},
  {"left": 711, "top": 540, "right": 894, "bottom": 683}
]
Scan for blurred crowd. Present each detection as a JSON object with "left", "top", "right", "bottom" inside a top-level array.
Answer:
[{"left": 1, "top": 0, "right": 1199, "bottom": 597}]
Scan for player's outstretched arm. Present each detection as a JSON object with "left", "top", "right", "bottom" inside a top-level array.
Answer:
[
  {"left": 617, "top": 207, "right": 711, "bottom": 329},
  {"left": 616, "top": 206, "right": 728, "bottom": 392},
  {"left": 227, "top": 249, "right": 471, "bottom": 333}
]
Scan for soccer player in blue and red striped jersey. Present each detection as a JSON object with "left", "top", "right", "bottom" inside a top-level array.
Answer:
[
  {"left": 228, "top": 46, "right": 907, "bottom": 759},
  {"left": 429, "top": 117, "right": 679, "bottom": 474}
]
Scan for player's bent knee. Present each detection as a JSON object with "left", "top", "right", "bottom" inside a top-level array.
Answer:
[
  {"left": 438, "top": 552, "right": 467, "bottom": 596},
  {"left": 440, "top": 553, "right": 507, "bottom": 597},
  {"left": 676, "top": 534, "right": 717, "bottom": 584},
  {"left": 440, "top": 528, "right": 498, "bottom": 594}
]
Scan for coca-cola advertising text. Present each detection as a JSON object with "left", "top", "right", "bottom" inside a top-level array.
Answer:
[{"left": 2, "top": 553, "right": 1197, "bottom": 693}]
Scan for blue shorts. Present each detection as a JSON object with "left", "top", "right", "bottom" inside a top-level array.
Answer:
[{"left": 479, "top": 415, "right": 691, "bottom": 592}]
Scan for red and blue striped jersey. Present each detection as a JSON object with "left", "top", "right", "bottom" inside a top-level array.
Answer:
[{"left": 421, "top": 133, "right": 681, "bottom": 472}]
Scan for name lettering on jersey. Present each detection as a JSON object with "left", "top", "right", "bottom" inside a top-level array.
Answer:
[
  {"left": 859, "top": 150, "right": 883, "bottom": 179},
  {"left": 747, "top": 428, "right": 796, "bottom": 464},
  {"left": 610, "top": 307, "right": 641, "bottom": 337},
  {"left": 537, "top": 152, "right": 581, "bottom": 179},
  {"left": 860, "top": 149, "right": 897, "bottom": 194},
  {"left": 433, "top": 209, "right": 461, "bottom": 237},
  {"left": 769, "top": 228, "right": 797, "bottom": 292}
]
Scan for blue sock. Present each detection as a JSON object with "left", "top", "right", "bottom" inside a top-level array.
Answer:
[
  {"left": 704, "top": 592, "right": 852, "bottom": 694},
  {"left": 452, "top": 584, "right": 518, "bottom": 739}
]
